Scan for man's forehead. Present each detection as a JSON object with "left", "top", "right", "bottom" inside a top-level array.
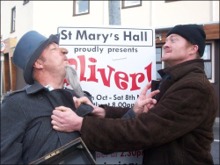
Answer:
[
  {"left": 167, "top": 34, "right": 180, "bottom": 38},
  {"left": 47, "top": 42, "right": 59, "bottom": 48},
  {"left": 166, "top": 34, "right": 186, "bottom": 41},
  {"left": 40, "top": 42, "right": 58, "bottom": 57}
]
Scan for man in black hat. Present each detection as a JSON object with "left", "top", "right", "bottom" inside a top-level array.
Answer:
[
  {"left": 1, "top": 31, "right": 158, "bottom": 164},
  {"left": 51, "top": 24, "right": 218, "bottom": 165}
]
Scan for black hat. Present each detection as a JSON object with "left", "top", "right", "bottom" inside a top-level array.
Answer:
[
  {"left": 13, "top": 31, "right": 60, "bottom": 84},
  {"left": 166, "top": 24, "right": 206, "bottom": 57}
]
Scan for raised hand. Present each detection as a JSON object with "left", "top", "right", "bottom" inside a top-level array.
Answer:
[{"left": 133, "top": 83, "right": 160, "bottom": 115}]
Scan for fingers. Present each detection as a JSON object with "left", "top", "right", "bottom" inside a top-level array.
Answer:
[
  {"left": 51, "top": 117, "right": 62, "bottom": 131},
  {"left": 91, "top": 106, "right": 106, "bottom": 118},
  {"left": 51, "top": 121, "right": 70, "bottom": 132},
  {"left": 51, "top": 107, "right": 74, "bottom": 132},
  {"left": 52, "top": 125, "right": 62, "bottom": 132},
  {"left": 73, "top": 97, "right": 81, "bottom": 108},
  {"left": 51, "top": 113, "right": 64, "bottom": 131},
  {"left": 54, "top": 106, "right": 69, "bottom": 112},
  {"left": 141, "top": 98, "right": 157, "bottom": 107},
  {"left": 148, "top": 89, "right": 160, "bottom": 98},
  {"left": 73, "top": 96, "right": 93, "bottom": 106},
  {"left": 51, "top": 109, "right": 65, "bottom": 126},
  {"left": 51, "top": 107, "right": 71, "bottom": 124},
  {"left": 140, "top": 83, "right": 151, "bottom": 96}
]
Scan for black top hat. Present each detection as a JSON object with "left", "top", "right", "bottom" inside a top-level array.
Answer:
[{"left": 13, "top": 31, "right": 60, "bottom": 84}]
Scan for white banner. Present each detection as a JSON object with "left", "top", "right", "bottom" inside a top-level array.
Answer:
[{"left": 58, "top": 26, "right": 156, "bottom": 164}]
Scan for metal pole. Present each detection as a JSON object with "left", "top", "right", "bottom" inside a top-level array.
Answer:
[
  {"left": 1, "top": 53, "right": 4, "bottom": 102},
  {"left": 109, "top": 0, "right": 121, "bottom": 25}
]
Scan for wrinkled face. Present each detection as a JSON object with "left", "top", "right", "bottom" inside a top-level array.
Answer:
[
  {"left": 38, "top": 42, "right": 69, "bottom": 77},
  {"left": 162, "top": 34, "right": 198, "bottom": 67}
]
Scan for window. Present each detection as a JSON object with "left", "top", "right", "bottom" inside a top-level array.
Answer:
[
  {"left": 11, "top": 7, "right": 16, "bottom": 33},
  {"left": 73, "top": 0, "right": 89, "bottom": 16},
  {"left": 122, "top": 0, "right": 142, "bottom": 9},
  {"left": 202, "top": 42, "right": 215, "bottom": 82},
  {"left": 156, "top": 47, "right": 163, "bottom": 80},
  {"left": 155, "top": 43, "right": 215, "bottom": 82},
  {"left": 23, "top": 0, "right": 29, "bottom": 5}
]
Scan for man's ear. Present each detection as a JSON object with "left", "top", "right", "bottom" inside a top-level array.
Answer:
[
  {"left": 188, "top": 44, "right": 199, "bottom": 56},
  {"left": 191, "top": 45, "right": 199, "bottom": 54},
  {"left": 33, "top": 59, "right": 44, "bottom": 69}
]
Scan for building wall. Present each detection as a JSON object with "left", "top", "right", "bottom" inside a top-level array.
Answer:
[
  {"left": 1, "top": 1, "right": 33, "bottom": 40},
  {"left": 151, "top": 1, "right": 218, "bottom": 27},
  {"left": 1, "top": 1, "right": 219, "bottom": 39},
  {"left": 121, "top": 1, "right": 152, "bottom": 26},
  {"left": 31, "top": 1, "right": 109, "bottom": 35}
]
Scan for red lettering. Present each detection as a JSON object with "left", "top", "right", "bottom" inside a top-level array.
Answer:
[
  {"left": 87, "top": 57, "right": 98, "bottom": 82},
  {"left": 68, "top": 55, "right": 152, "bottom": 91},
  {"left": 115, "top": 71, "right": 129, "bottom": 90},
  {"left": 145, "top": 62, "right": 152, "bottom": 82},
  {"left": 77, "top": 55, "right": 87, "bottom": 81},
  {"left": 130, "top": 73, "right": 145, "bottom": 91},
  {"left": 98, "top": 65, "right": 115, "bottom": 87}
]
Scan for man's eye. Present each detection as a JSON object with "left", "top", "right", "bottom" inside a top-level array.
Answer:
[
  {"left": 51, "top": 47, "right": 57, "bottom": 51},
  {"left": 170, "top": 38, "right": 176, "bottom": 43}
]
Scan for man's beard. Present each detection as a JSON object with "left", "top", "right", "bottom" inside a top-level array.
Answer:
[{"left": 65, "top": 65, "right": 84, "bottom": 97}]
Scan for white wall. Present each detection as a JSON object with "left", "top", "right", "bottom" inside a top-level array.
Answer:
[
  {"left": 151, "top": 1, "right": 217, "bottom": 27},
  {"left": 121, "top": 1, "right": 152, "bottom": 27},
  {"left": 1, "top": 1, "right": 33, "bottom": 40},
  {"left": 212, "top": 1, "right": 220, "bottom": 22},
  {"left": 1, "top": 1, "right": 219, "bottom": 40},
  {"left": 31, "top": 1, "right": 109, "bottom": 36}
]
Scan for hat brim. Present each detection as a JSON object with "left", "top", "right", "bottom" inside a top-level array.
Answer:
[{"left": 24, "top": 34, "right": 60, "bottom": 84}]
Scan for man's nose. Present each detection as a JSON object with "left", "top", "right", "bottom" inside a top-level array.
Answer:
[
  {"left": 60, "top": 47, "right": 68, "bottom": 55},
  {"left": 162, "top": 42, "right": 169, "bottom": 50}
]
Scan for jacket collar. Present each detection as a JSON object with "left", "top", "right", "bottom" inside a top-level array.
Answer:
[
  {"left": 158, "top": 59, "right": 204, "bottom": 81},
  {"left": 25, "top": 81, "right": 46, "bottom": 95}
]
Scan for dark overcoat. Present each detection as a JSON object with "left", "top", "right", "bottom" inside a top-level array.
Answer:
[
  {"left": 1, "top": 83, "right": 91, "bottom": 164},
  {"left": 80, "top": 59, "right": 218, "bottom": 165}
]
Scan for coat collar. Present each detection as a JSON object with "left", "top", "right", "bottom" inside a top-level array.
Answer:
[
  {"left": 158, "top": 59, "right": 205, "bottom": 81},
  {"left": 25, "top": 81, "right": 47, "bottom": 95}
]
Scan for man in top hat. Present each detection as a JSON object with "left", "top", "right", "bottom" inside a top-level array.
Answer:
[
  {"left": 51, "top": 24, "right": 218, "bottom": 164},
  {"left": 1, "top": 31, "right": 159, "bottom": 164}
]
